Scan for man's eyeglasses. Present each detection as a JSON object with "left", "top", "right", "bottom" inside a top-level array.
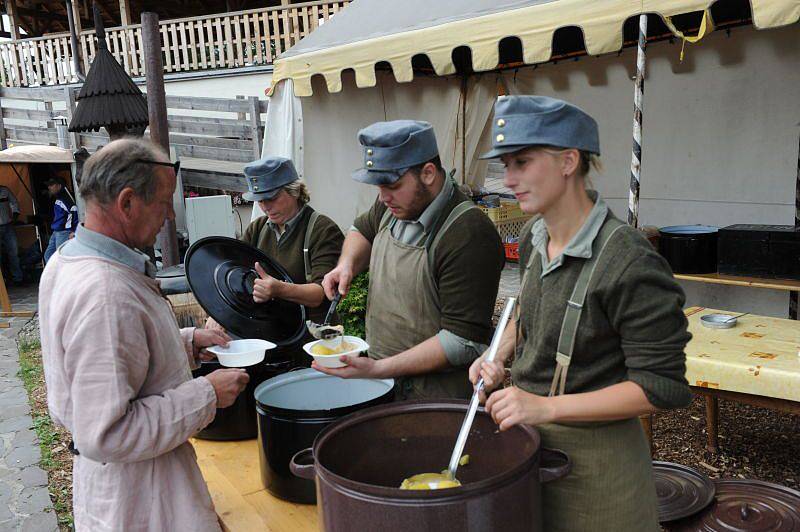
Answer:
[{"left": 122, "top": 159, "right": 181, "bottom": 175}]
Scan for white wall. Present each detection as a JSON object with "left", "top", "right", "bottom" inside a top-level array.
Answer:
[
  {"left": 163, "top": 70, "right": 273, "bottom": 99},
  {"left": 501, "top": 24, "right": 800, "bottom": 318}
]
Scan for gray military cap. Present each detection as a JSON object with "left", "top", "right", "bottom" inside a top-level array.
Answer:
[
  {"left": 480, "top": 95, "right": 600, "bottom": 159},
  {"left": 352, "top": 120, "right": 440, "bottom": 185},
  {"left": 242, "top": 156, "right": 298, "bottom": 201}
]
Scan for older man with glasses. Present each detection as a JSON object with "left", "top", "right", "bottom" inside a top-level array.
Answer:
[{"left": 38, "top": 138, "right": 248, "bottom": 531}]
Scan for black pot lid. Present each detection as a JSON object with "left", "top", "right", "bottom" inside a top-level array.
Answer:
[
  {"left": 667, "top": 479, "right": 800, "bottom": 532},
  {"left": 184, "top": 236, "right": 306, "bottom": 346},
  {"left": 654, "top": 461, "right": 716, "bottom": 523}
]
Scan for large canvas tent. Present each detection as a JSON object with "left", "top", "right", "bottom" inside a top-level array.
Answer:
[{"left": 260, "top": 0, "right": 799, "bottom": 316}]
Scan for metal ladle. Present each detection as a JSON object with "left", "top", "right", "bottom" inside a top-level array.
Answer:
[{"left": 446, "top": 297, "right": 517, "bottom": 481}]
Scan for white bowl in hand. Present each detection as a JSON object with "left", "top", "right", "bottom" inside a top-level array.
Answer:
[
  {"left": 206, "top": 339, "right": 276, "bottom": 367},
  {"left": 302, "top": 336, "right": 369, "bottom": 368}
]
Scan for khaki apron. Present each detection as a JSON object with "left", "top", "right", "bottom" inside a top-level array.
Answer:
[
  {"left": 517, "top": 217, "right": 660, "bottom": 532},
  {"left": 366, "top": 201, "right": 476, "bottom": 400}
]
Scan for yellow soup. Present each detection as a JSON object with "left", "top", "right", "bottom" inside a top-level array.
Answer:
[
  {"left": 310, "top": 341, "right": 355, "bottom": 356},
  {"left": 400, "top": 473, "right": 461, "bottom": 490}
]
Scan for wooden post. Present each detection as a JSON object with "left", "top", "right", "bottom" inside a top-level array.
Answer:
[
  {"left": 142, "top": 12, "right": 180, "bottom": 267},
  {"left": 704, "top": 395, "right": 719, "bottom": 453},
  {"left": 5, "top": 0, "right": 19, "bottom": 40},
  {"left": 65, "top": 0, "right": 83, "bottom": 79},
  {"left": 118, "top": 0, "right": 130, "bottom": 26},
  {"left": 248, "top": 96, "right": 262, "bottom": 159}
]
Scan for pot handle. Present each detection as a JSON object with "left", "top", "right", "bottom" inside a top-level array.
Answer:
[
  {"left": 289, "top": 448, "right": 316, "bottom": 480},
  {"left": 539, "top": 447, "right": 571, "bottom": 484}
]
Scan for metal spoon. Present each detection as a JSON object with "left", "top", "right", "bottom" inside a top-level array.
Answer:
[{"left": 446, "top": 297, "right": 517, "bottom": 481}]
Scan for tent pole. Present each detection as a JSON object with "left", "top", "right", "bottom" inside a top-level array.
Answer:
[
  {"left": 791, "top": 134, "right": 800, "bottom": 320},
  {"left": 628, "top": 14, "right": 648, "bottom": 228}
]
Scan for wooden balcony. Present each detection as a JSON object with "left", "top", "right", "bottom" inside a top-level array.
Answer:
[{"left": 0, "top": 0, "right": 350, "bottom": 87}]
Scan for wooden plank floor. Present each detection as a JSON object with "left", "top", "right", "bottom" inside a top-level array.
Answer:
[{"left": 192, "top": 438, "right": 319, "bottom": 532}]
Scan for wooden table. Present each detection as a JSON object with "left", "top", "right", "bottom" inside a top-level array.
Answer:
[
  {"left": 192, "top": 438, "right": 318, "bottom": 532},
  {"left": 683, "top": 307, "right": 800, "bottom": 452}
]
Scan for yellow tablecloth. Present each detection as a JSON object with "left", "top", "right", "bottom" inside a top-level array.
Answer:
[{"left": 685, "top": 307, "right": 800, "bottom": 402}]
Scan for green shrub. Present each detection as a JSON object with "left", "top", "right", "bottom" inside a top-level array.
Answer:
[{"left": 338, "top": 272, "right": 368, "bottom": 338}]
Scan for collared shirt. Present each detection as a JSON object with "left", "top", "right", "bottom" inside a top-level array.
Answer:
[
  {"left": 530, "top": 190, "right": 609, "bottom": 278},
  {"left": 61, "top": 224, "right": 157, "bottom": 278},
  {"left": 0, "top": 186, "right": 20, "bottom": 226},
  {"left": 268, "top": 204, "right": 308, "bottom": 244}
]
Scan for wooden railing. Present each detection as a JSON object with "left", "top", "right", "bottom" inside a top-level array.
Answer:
[
  {"left": 0, "top": 0, "right": 350, "bottom": 88},
  {"left": 0, "top": 86, "right": 268, "bottom": 191}
]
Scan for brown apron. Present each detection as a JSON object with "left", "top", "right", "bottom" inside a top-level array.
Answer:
[
  {"left": 366, "top": 201, "right": 476, "bottom": 400},
  {"left": 517, "top": 217, "right": 660, "bottom": 532}
]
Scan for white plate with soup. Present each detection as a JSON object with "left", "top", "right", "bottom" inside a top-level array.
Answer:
[{"left": 302, "top": 336, "right": 369, "bottom": 368}]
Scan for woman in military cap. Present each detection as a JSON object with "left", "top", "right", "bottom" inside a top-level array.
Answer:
[
  {"left": 470, "top": 95, "right": 691, "bottom": 531},
  {"left": 207, "top": 156, "right": 344, "bottom": 353}
]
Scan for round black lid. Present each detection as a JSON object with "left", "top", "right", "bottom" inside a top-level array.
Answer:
[
  {"left": 667, "top": 479, "right": 800, "bottom": 532},
  {"left": 653, "top": 461, "right": 716, "bottom": 523},
  {"left": 184, "top": 236, "right": 306, "bottom": 346}
]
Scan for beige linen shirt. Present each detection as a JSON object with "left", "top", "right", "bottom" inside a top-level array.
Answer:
[{"left": 39, "top": 235, "right": 220, "bottom": 531}]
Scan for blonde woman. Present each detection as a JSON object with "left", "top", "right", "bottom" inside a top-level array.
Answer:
[
  {"left": 207, "top": 156, "right": 343, "bottom": 341},
  {"left": 470, "top": 95, "right": 691, "bottom": 531}
]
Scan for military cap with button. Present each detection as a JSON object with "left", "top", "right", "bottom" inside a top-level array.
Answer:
[
  {"left": 352, "top": 120, "right": 440, "bottom": 185},
  {"left": 480, "top": 95, "right": 600, "bottom": 159},
  {"left": 242, "top": 155, "right": 299, "bottom": 201}
]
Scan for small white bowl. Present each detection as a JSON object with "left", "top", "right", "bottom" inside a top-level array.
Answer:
[
  {"left": 302, "top": 336, "right": 369, "bottom": 368},
  {"left": 206, "top": 339, "right": 276, "bottom": 367}
]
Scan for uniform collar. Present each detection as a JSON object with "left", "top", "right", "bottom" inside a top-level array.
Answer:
[
  {"left": 531, "top": 190, "right": 608, "bottom": 277},
  {"left": 268, "top": 204, "right": 307, "bottom": 241},
  {"left": 64, "top": 224, "right": 157, "bottom": 278}
]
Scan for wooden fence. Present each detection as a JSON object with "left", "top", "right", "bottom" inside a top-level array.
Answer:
[
  {"left": 0, "top": 0, "right": 350, "bottom": 88},
  {"left": 0, "top": 86, "right": 267, "bottom": 192}
]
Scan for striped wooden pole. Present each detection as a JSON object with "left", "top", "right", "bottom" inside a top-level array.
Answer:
[
  {"left": 628, "top": 14, "right": 648, "bottom": 228},
  {"left": 791, "top": 134, "right": 800, "bottom": 320}
]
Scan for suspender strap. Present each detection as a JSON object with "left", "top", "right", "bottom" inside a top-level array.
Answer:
[
  {"left": 549, "top": 217, "right": 626, "bottom": 397},
  {"left": 303, "top": 211, "right": 319, "bottom": 283},
  {"left": 426, "top": 201, "right": 477, "bottom": 274}
]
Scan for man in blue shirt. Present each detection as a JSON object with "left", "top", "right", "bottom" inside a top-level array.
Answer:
[{"left": 44, "top": 177, "right": 78, "bottom": 263}]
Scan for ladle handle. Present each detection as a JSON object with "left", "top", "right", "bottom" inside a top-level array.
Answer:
[
  {"left": 323, "top": 293, "right": 342, "bottom": 326},
  {"left": 447, "top": 297, "right": 516, "bottom": 479}
]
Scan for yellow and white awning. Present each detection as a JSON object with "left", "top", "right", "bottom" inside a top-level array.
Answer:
[{"left": 271, "top": 0, "right": 800, "bottom": 97}]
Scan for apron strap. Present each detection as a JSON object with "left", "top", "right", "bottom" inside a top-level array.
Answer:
[
  {"left": 550, "top": 217, "right": 626, "bottom": 396},
  {"left": 426, "top": 200, "right": 477, "bottom": 275},
  {"left": 303, "top": 210, "right": 319, "bottom": 283}
]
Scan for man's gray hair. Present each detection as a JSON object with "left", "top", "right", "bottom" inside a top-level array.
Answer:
[{"left": 79, "top": 138, "right": 169, "bottom": 205}]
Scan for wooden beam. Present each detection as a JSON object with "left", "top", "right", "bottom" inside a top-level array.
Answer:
[
  {"left": 118, "top": 0, "right": 129, "bottom": 25},
  {"left": 6, "top": 0, "right": 20, "bottom": 39}
]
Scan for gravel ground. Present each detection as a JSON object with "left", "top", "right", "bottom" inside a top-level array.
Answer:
[{"left": 492, "top": 299, "right": 800, "bottom": 489}]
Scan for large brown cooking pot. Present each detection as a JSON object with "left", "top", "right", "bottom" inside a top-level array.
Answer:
[{"left": 290, "top": 400, "right": 570, "bottom": 532}]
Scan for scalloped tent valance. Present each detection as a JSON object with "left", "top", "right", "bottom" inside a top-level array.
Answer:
[{"left": 269, "top": 0, "right": 800, "bottom": 97}]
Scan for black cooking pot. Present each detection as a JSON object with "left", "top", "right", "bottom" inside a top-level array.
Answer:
[
  {"left": 658, "top": 225, "right": 719, "bottom": 274},
  {"left": 193, "top": 354, "right": 294, "bottom": 440},
  {"left": 255, "top": 369, "right": 394, "bottom": 503},
  {"left": 185, "top": 237, "right": 310, "bottom": 440},
  {"left": 290, "top": 400, "right": 571, "bottom": 531}
]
